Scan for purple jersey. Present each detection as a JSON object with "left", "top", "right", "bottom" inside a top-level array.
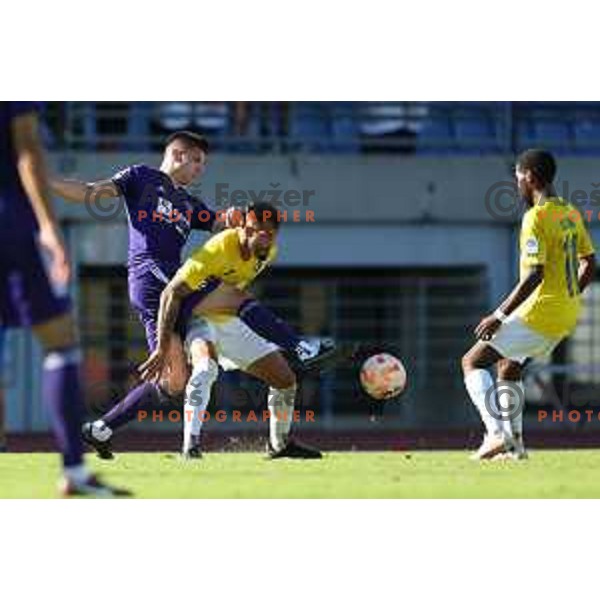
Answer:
[
  {"left": 112, "top": 164, "right": 216, "bottom": 278},
  {"left": 0, "top": 102, "right": 43, "bottom": 235},
  {"left": 112, "top": 164, "right": 218, "bottom": 350}
]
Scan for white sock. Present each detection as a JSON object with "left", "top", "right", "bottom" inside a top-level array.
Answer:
[
  {"left": 183, "top": 358, "right": 218, "bottom": 452},
  {"left": 509, "top": 380, "right": 524, "bottom": 439},
  {"left": 268, "top": 385, "right": 296, "bottom": 451},
  {"left": 464, "top": 369, "right": 503, "bottom": 438},
  {"left": 496, "top": 380, "right": 524, "bottom": 440},
  {"left": 91, "top": 420, "right": 112, "bottom": 442},
  {"left": 64, "top": 464, "right": 90, "bottom": 484}
]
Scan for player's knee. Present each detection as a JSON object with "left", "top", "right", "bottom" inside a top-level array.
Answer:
[
  {"left": 189, "top": 339, "right": 217, "bottom": 365},
  {"left": 497, "top": 359, "right": 521, "bottom": 380},
  {"left": 271, "top": 364, "right": 297, "bottom": 390},
  {"left": 163, "top": 369, "right": 189, "bottom": 397},
  {"left": 461, "top": 352, "right": 475, "bottom": 374}
]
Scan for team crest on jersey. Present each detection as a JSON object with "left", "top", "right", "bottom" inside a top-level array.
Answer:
[{"left": 525, "top": 237, "right": 539, "bottom": 256}]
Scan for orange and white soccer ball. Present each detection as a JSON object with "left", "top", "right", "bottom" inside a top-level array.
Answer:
[{"left": 360, "top": 353, "right": 407, "bottom": 400}]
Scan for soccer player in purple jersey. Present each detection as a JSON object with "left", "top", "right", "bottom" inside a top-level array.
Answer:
[
  {"left": 50, "top": 131, "right": 334, "bottom": 458},
  {"left": 0, "top": 102, "right": 128, "bottom": 496}
]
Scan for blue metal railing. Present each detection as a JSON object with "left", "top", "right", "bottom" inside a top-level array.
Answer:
[{"left": 40, "top": 101, "right": 600, "bottom": 156}]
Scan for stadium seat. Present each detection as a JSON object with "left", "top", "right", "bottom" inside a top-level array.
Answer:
[
  {"left": 289, "top": 102, "right": 334, "bottom": 153},
  {"left": 453, "top": 116, "right": 499, "bottom": 155},
  {"left": 416, "top": 115, "right": 453, "bottom": 155},
  {"left": 573, "top": 119, "right": 600, "bottom": 155},
  {"left": 534, "top": 121, "right": 572, "bottom": 153},
  {"left": 331, "top": 102, "right": 360, "bottom": 153}
]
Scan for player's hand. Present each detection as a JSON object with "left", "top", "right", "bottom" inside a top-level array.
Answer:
[
  {"left": 224, "top": 206, "right": 245, "bottom": 228},
  {"left": 139, "top": 346, "right": 169, "bottom": 383},
  {"left": 38, "top": 224, "right": 71, "bottom": 287},
  {"left": 475, "top": 314, "right": 502, "bottom": 341}
]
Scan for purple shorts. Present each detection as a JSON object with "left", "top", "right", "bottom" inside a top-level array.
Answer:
[
  {"left": 0, "top": 234, "right": 72, "bottom": 329},
  {"left": 128, "top": 266, "right": 221, "bottom": 352}
]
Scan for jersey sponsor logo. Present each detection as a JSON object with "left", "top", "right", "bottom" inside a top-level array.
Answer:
[{"left": 525, "top": 237, "right": 539, "bottom": 256}]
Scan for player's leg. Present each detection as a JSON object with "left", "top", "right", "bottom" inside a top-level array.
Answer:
[
  {"left": 461, "top": 341, "right": 508, "bottom": 459},
  {"left": 496, "top": 358, "right": 527, "bottom": 460},
  {"left": 32, "top": 312, "right": 128, "bottom": 496},
  {"left": 209, "top": 316, "right": 320, "bottom": 458},
  {"left": 32, "top": 312, "right": 85, "bottom": 470},
  {"left": 85, "top": 331, "right": 187, "bottom": 459},
  {"left": 182, "top": 330, "right": 219, "bottom": 458},
  {"left": 4, "top": 232, "right": 128, "bottom": 496},
  {"left": 245, "top": 351, "right": 321, "bottom": 459},
  {"left": 482, "top": 315, "right": 559, "bottom": 460},
  {"left": 84, "top": 271, "right": 189, "bottom": 458},
  {"left": 194, "top": 284, "right": 337, "bottom": 371}
]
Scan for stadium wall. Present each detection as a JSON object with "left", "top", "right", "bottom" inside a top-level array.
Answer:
[{"left": 5, "top": 155, "right": 600, "bottom": 434}]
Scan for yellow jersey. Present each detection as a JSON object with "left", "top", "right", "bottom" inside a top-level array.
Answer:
[
  {"left": 177, "top": 229, "right": 278, "bottom": 322},
  {"left": 516, "top": 197, "right": 594, "bottom": 339}
]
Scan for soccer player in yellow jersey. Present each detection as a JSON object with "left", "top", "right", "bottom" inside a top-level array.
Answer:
[
  {"left": 462, "top": 150, "right": 596, "bottom": 460},
  {"left": 139, "top": 202, "right": 322, "bottom": 459}
]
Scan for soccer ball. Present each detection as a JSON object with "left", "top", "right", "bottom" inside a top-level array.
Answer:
[{"left": 360, "top": 353, "right": 407, "bottom": 400}]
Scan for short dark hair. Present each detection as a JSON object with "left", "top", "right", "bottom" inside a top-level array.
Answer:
[
  {"left": 516, "top": 149, "right": 557, "bottom": 185},
  {"left": 246, "top": 201, "right": 281, "bottom": 230},
  {"left": 165, "top": 130, "right": 209, "bottom": 154}
]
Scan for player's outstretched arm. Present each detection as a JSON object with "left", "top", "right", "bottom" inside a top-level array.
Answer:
[
  {"left": 139, "top": 275, "right": 194, "bottom": 382},
  {"left": 475, "top": 266, "right": 544, "bottom": 341},
  {"left": 578, "top": 254, "right": 596, "bottom": 293},
  {"left": 49, "top": 176, "right": 119, "bottom": 204}
]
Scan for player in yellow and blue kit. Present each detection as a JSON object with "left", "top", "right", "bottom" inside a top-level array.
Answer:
[
  {"left": 462, "top": 150, "right": 596, "bottom": 460},
  {"left": 139, "top": 202, "right": 323, "bottom": 459}
]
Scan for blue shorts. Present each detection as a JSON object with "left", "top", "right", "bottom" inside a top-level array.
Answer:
[{"left": 0, "top": 234, "right": 72, "bottom": 329}]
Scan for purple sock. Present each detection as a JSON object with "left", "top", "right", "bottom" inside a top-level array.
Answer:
[
  {"left": 103, "top": 382, "right": 161, "bottom": 431},
  {"left": 238, "top": 299, "right": 301, "bottom": 354},
  {"left": 42, "top": 347, "right": 85, "bottom": 468}
]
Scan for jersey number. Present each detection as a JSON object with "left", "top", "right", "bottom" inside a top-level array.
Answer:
[{"left": 564, "top": 233, "right": 579, "bottom": 298}]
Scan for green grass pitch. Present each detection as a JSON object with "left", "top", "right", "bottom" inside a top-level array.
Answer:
[{"left": 1, "top": 450, "right": 600, "bottom": 498}]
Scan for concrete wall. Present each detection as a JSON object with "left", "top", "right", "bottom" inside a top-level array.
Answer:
[
  {"left": 52, "top": 153, "right": 600, "bottom": 224},
  {"left": 6, "top": 154, "right": 600, "bottom": 432}
]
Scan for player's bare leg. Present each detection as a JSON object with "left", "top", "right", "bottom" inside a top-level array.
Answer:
[
  {"left": 495, "top": 359, "right": 527, "bottom": 460},
  {"left": 462, "top": 342, "right": 512, "bottom": 460},
  {"left": 84, "top": 332, "right": 189, "bottom": 460},
  {"left": 245, "top": 351, "right": 322, "bottom": 459},
  {"left": 182, "top": 338, "right": 219, "bottom": 459}
]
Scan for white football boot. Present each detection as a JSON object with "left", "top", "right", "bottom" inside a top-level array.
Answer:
[{"left": 470, "top": 433, "right": 511, "bottom": 461}]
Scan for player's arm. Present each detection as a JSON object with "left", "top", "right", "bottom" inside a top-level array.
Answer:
[
  {"left": 577, "top": 222, "right": 596, "bottom": 293},
  {"left": 139, "top": 246, "right": 221, "bottom": 382},
  {"left": 12, "top": 112, "right": 58, "bottom": 231},
  {"left": 212, "top": 206, "right": 246, "bottom": 232},
  {"left": 578, "top": 254, "right": 596, "bottom": 293},
  {"left": 138, "top": 273, "right": 195, "bottom": 382},
  {"left": 49, "top": 176, "right": 119, "bottom": 204},
  {"left": 476, "top": 213, "right": 546, "bottom": 341},
  {"left": 12, "top": 111, "right": 70, "bottom": 285},
  {"left": 475, "top": 266, "right": 545, "bottom": 341},
  {"left": 496, "top": 266, "right": 544, "bottom": 317}
]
